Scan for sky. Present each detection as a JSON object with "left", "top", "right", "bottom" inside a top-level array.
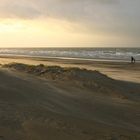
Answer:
[{"left": 0, "top": 0, "right": 139, "bottom": 48}]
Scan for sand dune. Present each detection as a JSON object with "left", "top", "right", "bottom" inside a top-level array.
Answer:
[{"left": 0, "top": 62, "right": 139, "bottom": 140}]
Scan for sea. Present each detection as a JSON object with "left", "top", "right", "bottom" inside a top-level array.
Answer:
[{"left": 0, "top": 48, "right": 140, "bottom": 61}]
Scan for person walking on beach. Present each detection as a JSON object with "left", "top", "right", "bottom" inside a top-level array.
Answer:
[{"left": 131, "top": 56, "right": 135, "bottom": 63}]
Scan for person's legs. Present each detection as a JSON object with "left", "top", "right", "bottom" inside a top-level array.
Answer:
[
  {"left": 131, "top": 57, "right": 133, "bottom": 63},
  {"left": 134, "top": 59, "right": 135, "bottom": 63}
]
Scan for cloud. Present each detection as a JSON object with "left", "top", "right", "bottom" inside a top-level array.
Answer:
[
  {"left": 0, "top": 0, "right": 41, "bottom": 19},
  {"left": 0, "top": 0, "right": 139, "bottom": 43},
  {"left": 0, "top": 0, "right": 120, "bottom": 19}
]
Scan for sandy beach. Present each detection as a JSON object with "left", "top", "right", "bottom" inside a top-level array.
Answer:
[{"left": 0, "top": 56, "right": 140, "bottom": 140}]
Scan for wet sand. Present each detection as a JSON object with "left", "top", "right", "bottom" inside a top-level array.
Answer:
[{"left": 0, "top": 56, "right": 140, "bottom": 140}]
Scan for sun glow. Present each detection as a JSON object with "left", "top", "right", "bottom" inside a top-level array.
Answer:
[
  {"left": 0, "top": 24, "right": 25, "bottom": 32},
  {"left": 0, "top": 20, "right": 27, "bottom": 33},
  {"left": 0, "top": 18, "right": 44, "bottom": 34},
  {"left": 0, "top": 18, "right": 112, "bottom": 48}
]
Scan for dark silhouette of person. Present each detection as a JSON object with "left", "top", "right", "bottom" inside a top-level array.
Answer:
[{"left": 131, "top": 56, "right": 135, "bottom": 63}]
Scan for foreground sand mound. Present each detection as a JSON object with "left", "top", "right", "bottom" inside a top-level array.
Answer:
[
  {"left": 1, "top": 63, "right": 140, "bottom": 139},
  {"left": 4, "top": 63, "right": 128, "bottom": 99}
]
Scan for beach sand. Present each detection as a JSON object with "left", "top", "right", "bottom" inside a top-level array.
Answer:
[{"left": 0, "top": 56, "right": 140, "bottom": 140}]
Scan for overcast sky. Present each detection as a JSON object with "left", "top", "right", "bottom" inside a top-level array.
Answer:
[{"left": 0, "top": 0, "right": 139, "bottom": 47}]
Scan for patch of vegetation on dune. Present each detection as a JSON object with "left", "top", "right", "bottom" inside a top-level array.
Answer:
[
  {"left": 3, "top": 63, "right": 112, "bottom": 83},
  {"left": 4, "top": 63, "right": 128, "bottom": 99}
]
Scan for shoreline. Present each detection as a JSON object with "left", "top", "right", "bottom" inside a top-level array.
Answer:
[
  {"left": 0, "top": 54, "right": 140, "bottom": 63},
  {"left": 0, "top": 55, "right": 140, "bottom": 83}
]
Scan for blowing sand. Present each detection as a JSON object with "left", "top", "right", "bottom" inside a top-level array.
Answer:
[{"left": 0, "top": 56, "right": 139, "bottom": 140}]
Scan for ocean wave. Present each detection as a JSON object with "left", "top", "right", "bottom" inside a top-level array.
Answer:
[{"left": 0, "top": 48, "right": 140, "bottom": 60}]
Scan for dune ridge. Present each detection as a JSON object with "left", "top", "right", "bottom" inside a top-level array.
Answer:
[{"left": 4, "top": 63, "right": 129, "bottom": 99}]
